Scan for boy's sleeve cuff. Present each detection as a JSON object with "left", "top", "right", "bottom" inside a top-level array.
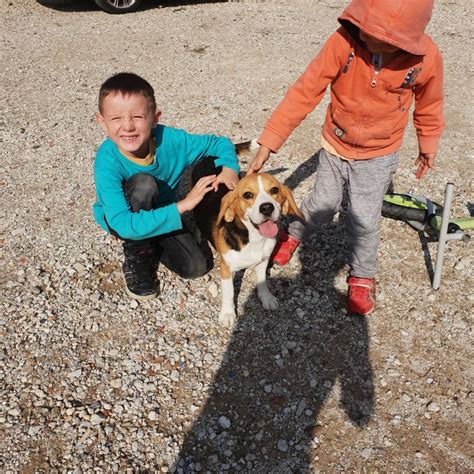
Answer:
[
  {"left": 418, "top": 135, "right": 441, "bottom": 154},
  {"left": 258, "top": 129, "right": 286, "bottom": 153},
  {"left": 169, "top": 203, "right": 184, "bottom": 229}
]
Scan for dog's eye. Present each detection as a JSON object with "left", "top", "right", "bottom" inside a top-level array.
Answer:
[
  {"left": 270, "top": 187, "right": 279, "bottom": 195},
  {"left": 243, "top": 191, "right": 254, "bottom": 199}
]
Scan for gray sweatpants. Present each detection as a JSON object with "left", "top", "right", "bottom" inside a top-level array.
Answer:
[{"left": 289, "top": 148, "right": 399, "bottom": 278}]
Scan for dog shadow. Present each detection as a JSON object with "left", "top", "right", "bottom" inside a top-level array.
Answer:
[{"left": 174, "top": 217, "right": 375, "bottom": 471}]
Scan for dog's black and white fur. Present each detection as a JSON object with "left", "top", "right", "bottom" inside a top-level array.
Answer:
[{"left": 192, "top": 143, "right": 303, "bottom": 326}]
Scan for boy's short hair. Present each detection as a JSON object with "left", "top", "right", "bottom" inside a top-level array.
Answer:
[{"left": 98, "top": 72, "right": 157, "bottom": 113}]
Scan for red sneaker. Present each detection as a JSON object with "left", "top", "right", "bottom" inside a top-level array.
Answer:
[
  {"left": 272, "top": 230, "right": 301, "bottom": 266},
  {"left": 347, "top": 276, "right": 376, "bottom": 315}
]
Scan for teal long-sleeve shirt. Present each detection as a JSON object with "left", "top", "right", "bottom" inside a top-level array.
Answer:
[{"left": 93, "top": 124, "right": 239, "bottom": 240}]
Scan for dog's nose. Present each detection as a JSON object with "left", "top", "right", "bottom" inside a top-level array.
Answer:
[{"left": 259, "top": 203, "right": 274, "bottom": 216}]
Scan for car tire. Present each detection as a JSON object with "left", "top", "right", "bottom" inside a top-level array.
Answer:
[{"left": 94, "top": 0, "right": 143, "bottom": 14}]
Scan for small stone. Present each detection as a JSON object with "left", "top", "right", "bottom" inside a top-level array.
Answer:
[
  {"left": 73, "top": 263, "right": 86, "bottom": 274},
  {"left": 90, "top": 414, "right": 105, "bottom": 425},
  {"left": 454, "top": 256, "right": 473, "bottom": 271},
  {"left": 427, "top": 401, "right": 440, "bottom": 412},
  {"left": 148, "top": 411, "right": 159, "bottom": 421},
  {"left": 28, "top": 426, "right": 42, "bottom": 436},
  {"left": 277, "top": 439, "right": 288, "bottom": 452},
  {"left": 170, "top": 370, "right": 180, "bottom": 381},
  {"left": 361, "top": 447, "right": 372, "bottom": 459},
  {"left": 218, "top": 416, "right": 231, "bottom": 429},
  {"left": 208, "top": 282, "right": 218, "bottom": 298},
  {"left": 296, "top": 399, "right": 306, "bottom": 417},
  {"left": 90, "top": 292, "right": 101, "bottom": 302},
  {"left": 68, "top": 369, "right": 82, "bottom": 379},
  {"left": 34, "top": 389, "right": 46, "bottom": 398},
  {"left": 110, "top": 378, "right": 121, "bottom": 388}
]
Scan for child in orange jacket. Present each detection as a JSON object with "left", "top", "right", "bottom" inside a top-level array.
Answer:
[{"left": 247, "top": 0, "right": 444, "bottom": 315}]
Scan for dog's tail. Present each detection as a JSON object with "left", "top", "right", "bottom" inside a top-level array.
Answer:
[{"left": 235, "top": 139, "right": 259, "bottom": 157}]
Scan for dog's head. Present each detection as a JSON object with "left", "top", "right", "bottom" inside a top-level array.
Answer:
[{"left": 217, "top": 173, "right": 304, "bottom": 237}]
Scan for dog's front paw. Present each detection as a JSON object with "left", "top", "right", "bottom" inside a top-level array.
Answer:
[
  {"left": 260, "top": 292, "right": 279, "bottom": 311},
  {"left": 219, "top": 309, "right": 237, "bottom": 327}
]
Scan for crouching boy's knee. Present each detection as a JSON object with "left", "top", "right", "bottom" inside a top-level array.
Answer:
[
  {"left": 124, "top": 173, "right": 159, "bottom": 212},
  {"left": 176, "top": 255, "right": 212, "bottom": 280}
]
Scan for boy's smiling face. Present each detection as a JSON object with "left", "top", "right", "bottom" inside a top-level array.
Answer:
[{"left": 96, "top": 92, "right": 161, "bottom": 159}]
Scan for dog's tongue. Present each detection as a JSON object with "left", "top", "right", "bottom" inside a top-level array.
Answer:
[{"left": 258, "top": 220, "right": 279, "bottom": 238}]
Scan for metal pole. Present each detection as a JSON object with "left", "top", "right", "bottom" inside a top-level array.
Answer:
[{"left": 432, "top": 183, "right": 454, "bottom": 290}]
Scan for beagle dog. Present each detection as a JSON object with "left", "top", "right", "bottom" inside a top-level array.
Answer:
[{"left": 192, "top": 146, "right": 303, "bottom": 326}]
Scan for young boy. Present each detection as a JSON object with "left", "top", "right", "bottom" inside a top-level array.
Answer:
[
  {"left": 93, "top": 72, "right": 239, "bottom": 300},
  {"left": 247, "top": 0, "right": 444, "bottom": 315}
]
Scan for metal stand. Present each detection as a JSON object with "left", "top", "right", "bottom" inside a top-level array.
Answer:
[
  {"left": 388, "top": 183, "right": 470, "bottom": 289},
  {"left": 432, "top": 182, "right": 457, "bottom": 289}
]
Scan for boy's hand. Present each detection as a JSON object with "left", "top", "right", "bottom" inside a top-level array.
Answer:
[
  {"left": 246, "top": 145, "right": 271, "bottom": 175},
  {"left": 177, "top": 175, "right": 216, "bottom": 213},
  {"left": 213, "top": 167, "right": 239, "bottom": 191},
  {"left": 415, "top": 152, "right": 436, "bottom": 179}
]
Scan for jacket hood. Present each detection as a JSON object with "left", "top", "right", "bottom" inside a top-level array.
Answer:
[{"left": 338, "top": 0, "right": 434, "bottom": 55}]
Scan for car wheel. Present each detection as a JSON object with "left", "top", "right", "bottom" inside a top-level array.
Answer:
[{"left": 94, "top": 0, "right": 143, "bottom": 14}]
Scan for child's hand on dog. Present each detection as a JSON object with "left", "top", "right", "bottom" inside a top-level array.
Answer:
[
  {"left": 246, "top": 145, "right": 271, "bottom": 175},
  {"left": 177, "top": 175, "right": 216, "bottom": 213},
  {"left": 213, "top": 167, "right": 239, "bottom": 191}
]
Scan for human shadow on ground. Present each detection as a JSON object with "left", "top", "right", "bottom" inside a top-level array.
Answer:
[
  {"left": 36, "top": 0, "right": 227, "bottom": 14},
  {"left": 175, "top": 150, "right": 374, "bottom": 471}
]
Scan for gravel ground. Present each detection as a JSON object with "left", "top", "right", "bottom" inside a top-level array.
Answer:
[{"left": 2, "top": 0, "right": 473, "bottom": 472}]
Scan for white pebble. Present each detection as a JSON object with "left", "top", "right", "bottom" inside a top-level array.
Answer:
[
  {"left": 218, "top": 416, "right": 231, "bottom": 429},
  {"left": 277, "top": 439, "right": 288, "bottom": 452}
]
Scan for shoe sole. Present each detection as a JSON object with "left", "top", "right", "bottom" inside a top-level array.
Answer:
[
  {"left": 347, "top": 306, "right": 375, "bottom": 316},
  {"left": 123, "top": 276, "right": 157, "bottom": 301}
]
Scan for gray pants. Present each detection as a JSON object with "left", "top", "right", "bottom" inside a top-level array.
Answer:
[{"left": 289, "top": 148, "right": 399, "bottom": 278}]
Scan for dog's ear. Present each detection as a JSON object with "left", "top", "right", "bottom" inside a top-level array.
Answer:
[
  {"left": 281, "top": 185, "right": 305, "bottom": 220},
  {"left": 217, "top": 190, "right": 238, "bottom": 223}
]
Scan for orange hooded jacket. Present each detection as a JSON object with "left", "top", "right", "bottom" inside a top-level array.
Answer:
[{"left": 258, "top": 0, "right": 444, "bottom": 160}]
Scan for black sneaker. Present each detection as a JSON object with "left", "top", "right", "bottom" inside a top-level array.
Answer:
[{"left": 122, "top": 242, "right": 158, "bottom": 301}]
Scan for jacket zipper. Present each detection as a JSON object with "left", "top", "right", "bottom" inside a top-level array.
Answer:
[
  {"left": 371, "top": 53, "right": 383, "bottom": 87},
  {"left": 353, "top": 53, "right": 383, "bottom": 149}
]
